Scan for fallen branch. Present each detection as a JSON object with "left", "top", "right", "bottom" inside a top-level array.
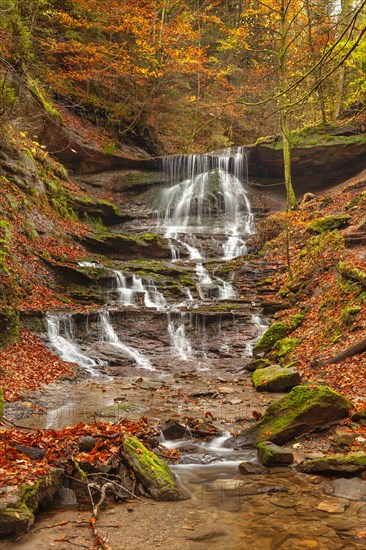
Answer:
[{"left": 312, "top": 337, "right": 366, "bottom": 366}]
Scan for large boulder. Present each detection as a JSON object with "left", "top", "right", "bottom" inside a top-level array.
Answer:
[
  {"left": 0, "top": 469, "right": 63, "bottom": 537},
  {"left": 306, "top": 214, "right": 352, "bottom": 234},
  {"left": 253, "top": 385, "right": 353, "bottom": 445},
  {"left": 297, "top": 453, "right": 366, "bottom": 475},
  {"left": 252, "top": 365, "right": 301, "bottom": 392},
  {"left": 121, "top": 435, "right": 186, "bottom": 501}
]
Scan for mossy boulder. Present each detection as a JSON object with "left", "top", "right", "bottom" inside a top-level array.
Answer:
[
  {"left": 338, "top": 261, "right": 366, "bottom": 288},
  {"left": 252, "top": 322, "right": 289, "bottom": 356},
  {"left": 0, "top": 469, "right": 63, "bottom": 537},
  {"left": 271, "top": 337, "right": 301, "bottom": 360},
  {"left": 252, "top": 310, "right": 306, "bottom": 356},
  {"left": 298, "top": 453, "right": 366, "bottom": 475},
  {"left": 306, "top": 214, "right": 352, "bottom": 234},
  {"left": 254, "top": 385, "right": 353, "bottom": 445},
  {"left": 257, "top": 441, "right": 294, "bottom": 467},
  {"left": 246, "top": 358, "right": 272, "bottom": 372},
  {"left": 252, "top": 365, "right": 301, "bottom": 392},
  {"left": 121, "top": 435, "right": 185, "bottom": 500}
]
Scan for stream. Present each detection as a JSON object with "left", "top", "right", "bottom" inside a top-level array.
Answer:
[{"left": 9, "top": 148, "right": 365, "bottom": 549}]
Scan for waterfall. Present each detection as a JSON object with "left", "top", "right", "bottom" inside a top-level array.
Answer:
[
  {"left": 167, "top": 313, "right": 193, "bottom": 361},
  {"left": 159, "top": 147, "right": 254, "bottom": 261},
  {"left": 99, "top": 311, "right": 155, "bottom": 371},
  {"left": 113, "top": 270, "right": 167, "bottom": 310},
  {"left": 46, "top": 314, "right": 103, "bottom": 376}
]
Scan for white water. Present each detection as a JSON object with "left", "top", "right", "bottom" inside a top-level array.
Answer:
[
  {"left": 159, "top": 147, "right": 254, "bottom": 260},
  {"left": 245, "top": 314, "right": 269, "bottom": 356},
  {"left": 46, "top": 314, "right": 103, "bottom": 376},
  {"left": 99, "top": 311, "right": 155, "bottom": 371},
  {"left": 167, "top": 313, "right": 193, "bottom": 360},
  {"left": 113, "top": 270, "right": 167, "bottom": 310}
]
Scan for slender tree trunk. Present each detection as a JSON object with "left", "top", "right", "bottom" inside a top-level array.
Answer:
[{"left": 279, "top": 0, "right": 297, "bottom": 211}]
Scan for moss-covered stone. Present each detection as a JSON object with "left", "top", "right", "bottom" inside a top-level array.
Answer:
[
  {"left": 306, "top": 215, "right": 352, "bottom": 234},
  {"left": 121, "top": 435, "right": 184, "bottom": 500},
  {"left": 252, "top": 322, "right": 289, "bottom": 355},
  {"left": 257, "top": 441, "right": 294, "bottom": 466},
  {"left": 246, "top": 358, "right": 272, "bottom": 372},
  {"left": 342, "top": 305, "right": 362, "bottom": 326},
  {"left": 254, "top": 385, "right": 353, "bottom": 445},
  {"left": 82, "top": 232, "right": 171, "bottom": 260},
  {"left": 0, "top": 469, "right": 63, "bottom": 537},
  {"left": 297, "top": 453, "right": 366, "bottom": 474},
  {"left": 252, "top": 365, "right": 301, "bottom": 392},
  {"left": 272, "top": 337, "right": 301, "bottom": 359},
  {"left": 338, "top": 261, "right": 366, "bottom": 288}
]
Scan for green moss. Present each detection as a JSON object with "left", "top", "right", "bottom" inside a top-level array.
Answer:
[
  {"left": 123, "top": 435, "right": 175, "bottom": 488},
  {"left": 306, "top": 215, "right": 352, "bottom": 234},
  {"left": 28, "top": 79, "right": 63, "bottom": 124},
  {"left": 253, "top": 322, "right": 289, "bottom": 354},
  {"left": 254, "top": 385, "right": 353, "bottom": 444},
  {"left": 338, "top": 261, "right": 366, "bottom": 288},
  {"left": 252, "top": 365, "right": 300, "bottom": 391},
  {"left": 341, "top": 305, "right": 361, "bottom": 326},
  {"left": 272, "top": 337, "right": 301, "bottom": 359},
  {"left": 247, "top": 358, "right": 272, "bottom": 371}
]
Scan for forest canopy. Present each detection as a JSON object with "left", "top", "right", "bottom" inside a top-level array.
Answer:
[{"left": 0, "top": 0, "right": 365, "bottom": 153}]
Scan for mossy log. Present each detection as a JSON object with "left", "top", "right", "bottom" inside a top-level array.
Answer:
[{"left": 121, "top": 435, "right": 186, "bottom": 501}]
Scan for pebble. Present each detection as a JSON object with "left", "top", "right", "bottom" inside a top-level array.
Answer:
[{"left": 316, "top": 499, "right": 348, "bottom": 513}]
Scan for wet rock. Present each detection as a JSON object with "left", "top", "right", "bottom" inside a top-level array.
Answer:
[
  {"left": 351, "top": 410, "right": 366, "bottom": 425},
  {"left": 316, "top": 499, "right": 349, "bottom": 513},
  {"left": 140, "top": 380, "right": 165, "bottom": 390},
  {"left": 0, "top": 468, "right": 63, "bottom": 537},
  {"left": 79, "top": 232, "right": 171, "bottom": 260},
  {"left": 326, "top": 518, "right": 359, "bottom": 531},
  {"left": 186, "top": 530, "right": 227, "bottom": 542},
  {"left": 324, "top": 478, "right": 366, "bottom": 501},
  {"left": 160, "top": 419, "right": 190, "bottom": 440},
  {"left": 209, "top": 479, "right": 288, "bottom": 496},
  {"left": 188, "top": 389, "right": 218, "bottom": 398},
  {"left": 253, "top": 385, "right": 353, "bottom": 445},
  {"left": 55, "top": 486, "right": 78, "bottom": 508},
  {"left": 78, "top": 436, "right": 96, "bottom": 453},
  {"left": 257, "top": 441, "right": 294, "bottom": 467},
  {"left": 181, "top": 453, "right": 220, "bottom": 465},
  {"left": 332, "top": 428, "right": 356, "bottom": 449},
  {"left": 298, "top": 452, "right": 366, "bottom": 475},
  {"left": 252, "top": 365, "right": 301, "bottom": 392},
  {"left": 238, "top": 461, "right": 269, "bottom": 475},
  {"left": 121, "top": 434, "right": 187, "bottom": 500},
  {"left": 245, "top": 358, "right": 272, "bottom": 371},
  {"left": 14, "top": 444, "right": 46, "bottom": 460}
]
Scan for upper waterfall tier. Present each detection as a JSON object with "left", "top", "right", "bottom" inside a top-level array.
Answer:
[{"left": 158, "top": 148, "right": 254, "bottom": 260}]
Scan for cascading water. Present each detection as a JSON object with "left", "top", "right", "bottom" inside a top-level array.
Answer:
[
  {"left": 46, "top": 314, "right": 103, "bottom": 376},
  {"left": 113, "top": 270, "right": 166, "bottom": 310},
  {"left": 167, "top": 313, "right": 193, "bottom": 361},
  {"left": 99, "top": 311, "right": 154, "bottom": 371},
  {"left": 158, "top": 147, "right": 254, "bottom": 260}
]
